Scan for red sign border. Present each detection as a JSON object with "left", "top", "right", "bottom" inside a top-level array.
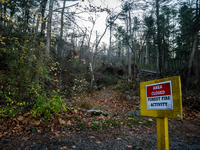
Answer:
[{"left": 146, "top": 80, "right": 173, "bottom": 110}]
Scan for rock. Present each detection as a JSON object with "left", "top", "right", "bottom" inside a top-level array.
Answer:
[
  {"left": 132, "top": 96, "right": 140, "bottom": 99},
  {"left": 127, "top": 105, "right": 140, "bottom": 117},
  {"left": 86, "top": 110, "right": 109, "bottom": 117},
  {"left": 127, "top": 110, "right": 140, "bottom": 117},
  {"left": 93, "top": 86, "right": 98, "bottom": 91},
  {"left": 112, "top": 87, "right": 116, "bottom": 90},
  {"left": 134, "top": 100, "right": 140, "bottom": 105},
  {"left": 126, "top": 95, "right": 132, "bottom": 101},
  {"left": 125, "top": 91, "right": 130, "bottom": 94},
  {"left": 136, "top": 105, "right": 140, "bottom": 110},
  {"left": 98, "top": 84, "right": 103, "bottom": 90}
]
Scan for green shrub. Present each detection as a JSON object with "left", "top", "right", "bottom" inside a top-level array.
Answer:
[
  {"left": 0, "top": 106, "right": 17, "bottom": 117},
  {"left": 106, "top": 75, "right": 118, "bottom": 85},
  {"left": 31, "top": 92, "right": 69, "bottom": 120},
  {"left": 125, "top": 118, "right": 144, "bottom": 128},
  {"left": 103, "top": 119, "right": 121, "bottom": 129},
  {"left": 91, "top": 122, "right": 100, "bottom": 130},
  {"left": 77, "top": 122, "right": 87, "bottom": 131},
  {"left": 115, "top": 80, "right": 137, "bottom": 92},
  {"left": 138, "top": 63, "right": 156, "bottom": 70},
  {"left": 143, "top": 120, "right": 152, "bottom": 127}
]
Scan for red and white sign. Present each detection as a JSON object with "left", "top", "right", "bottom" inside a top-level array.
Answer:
[{"left": 146, "top": 81, "right": 173, "bottom": 110}]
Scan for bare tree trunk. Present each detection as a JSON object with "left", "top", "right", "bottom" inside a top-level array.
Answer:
[
  {"left": 46, "top": 0, "right": 54, "bottom": 56},
  {"left": 0, "top": 2, "right": 2, "bottom": 25},
  {"left": 194, "top": 35, "right": 199, "bottom": 85},
  {"left": 128, "top": 38, "right": 132, "bottom": 79},
  {"left": 186, "top": 0, "right": 200, "bottom": 87},
  {"left": 156, "top": 0, "right": 162, "bottom": 77},
  {"left": 194, "top": 0, "right": 199, "bottom": 85},
  {"left": 121, "top": 47, "right": 124, "bottom": 65},
  {"left": 40, "top": 0, "right": 47, "bottom": 40},
  {"left": 128, "top": 11, "right": 132, "bottom": 79},
  {"left": 60, "top": 0, "right": 66, "bottom": 39},
  {"left": 187, "top": 30, "right": 198, "bottom": 86},
  {"left": 118, "top": 41, "right": 122, "bottom": 67},
  {"left": 35, "top": 4, "right": 42, "bottom": 33},
  {"left": 90, "top": 31, "right": 98, "bottom": 93},
  {"left": 32, "top": 10, "right": 36, "bottom": 33},
  {"left": 87, "top": 21, "right": 95, "bottom": 52},
  {"left": 3, "top": 3, "right": 6, "bottom": 27},
  {"left": 24, "top": 0, "right": 29, "bottom": 32},
  {"left": 79, "top": 28, "right": 87, "bottom": 62},
  {"left": 146, "top": 39, "right": 150, "bottom": 64},
  {"left": 89, "top": 62, "right": 94, "bottom": 92},
  {"left": 58, "top": 0, "right": 66, "bottom": 92},
  {"left": 108, "top": 25, "right": 112, "bottom": 64}
]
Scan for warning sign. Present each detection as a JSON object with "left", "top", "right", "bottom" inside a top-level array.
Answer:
[
  {"left": 140, "top": 76, "right": 182, "bottom": 119},
  {"left": 146, "top": 81, "right": 173, "bottom": 110}
]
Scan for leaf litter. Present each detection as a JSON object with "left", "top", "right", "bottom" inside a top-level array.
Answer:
[{"left": 0, "top": 87, "right": 200, "bottom": 149}]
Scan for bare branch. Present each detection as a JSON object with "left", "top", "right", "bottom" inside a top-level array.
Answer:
[{"left": 53, "top": 2, "right": 79, "bottom": 12}]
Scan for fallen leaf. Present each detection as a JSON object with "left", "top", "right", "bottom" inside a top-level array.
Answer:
[
  {"left": 14, "top": 125, "right": 23, "bottom": 131},
  {"left": 96, "top": 141, "right": 101, "bottom": 144},
  {"left": 60, "top": 146, "right": 68, "bottom": 150},
  {"left": 59, "top": 118, "right": 66, "bottom": 125},
  {"left": 51, "top": 127, "right": 54, "bottom": 132},
  {"left": 148, "top": 118, "right": 153, "bottom": 122},
  {"left": 74, "top": 109, "right": 78, "bottom": 113},
  {"left": 117, "top": 138, "right": 121, "bottom": 140},
  {"left": 22, "top": 119, "right": 29, "bottom": 124},
  {"left": 61, "top": 120, "right": 66, "bottom": 124},
  {"left": 90, "top": 136, "right": 95, "bottom": 138},
  {"left": 37, "top": 129, "right": 41, "bottom": 133},
  {"left": 67, "top": 120, "right": 71, "bottom": 126},
  {"left": 54, "top": 132, "right": 59, "bottom": 137},
  {"left": 54, "top": 131, "right": 60, "bottom": 137},
  {"left": 126, "top": 145, "right": 132, "bottom": 148},
  {"left": 51, "top": 114, "right": 55, "bottom": 120},
  {"left": 17, "top": 116, "right": 24, "bottom": 121},
  {"left": 71, "top": 145, "right": 76, "bottom": 149},
  {"left": 195, "top": 112, "right": 200, "bottom": 118},
  {"left": 23, "top": 113, "right": 29, "bottom": 117},
  {"left": 0, "top": 125, "right": 7, "bottom": 131},
  {"left": 22, "top": 137, "right": 29, "bottom": 141},
  {"left": 34, "top": 120, "right": 41, "bottom": 126}
]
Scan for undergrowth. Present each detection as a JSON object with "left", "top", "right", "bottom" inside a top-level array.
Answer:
[
  {"left": 30, "top": 93, "right": 70, "bottom": 120},
  {"left": 0, "top": 86, "right": 71, "bottom": 120}
]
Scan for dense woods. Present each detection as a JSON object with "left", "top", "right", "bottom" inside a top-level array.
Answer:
[{"left": 0, "top": 0, "right": 199, "bottom": 120}]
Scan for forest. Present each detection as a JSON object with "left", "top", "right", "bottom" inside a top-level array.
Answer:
[{"left": 0, "top": 0, "right": 200, "bottom": 149}]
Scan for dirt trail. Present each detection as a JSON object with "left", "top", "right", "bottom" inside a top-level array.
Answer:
[{"left": 1, "top": 88, "right": 200, "bottom": 149}]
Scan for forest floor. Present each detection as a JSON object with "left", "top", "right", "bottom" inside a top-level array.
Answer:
[{"left": 1, "top": 87, "right": 200, "bottom": 149}]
